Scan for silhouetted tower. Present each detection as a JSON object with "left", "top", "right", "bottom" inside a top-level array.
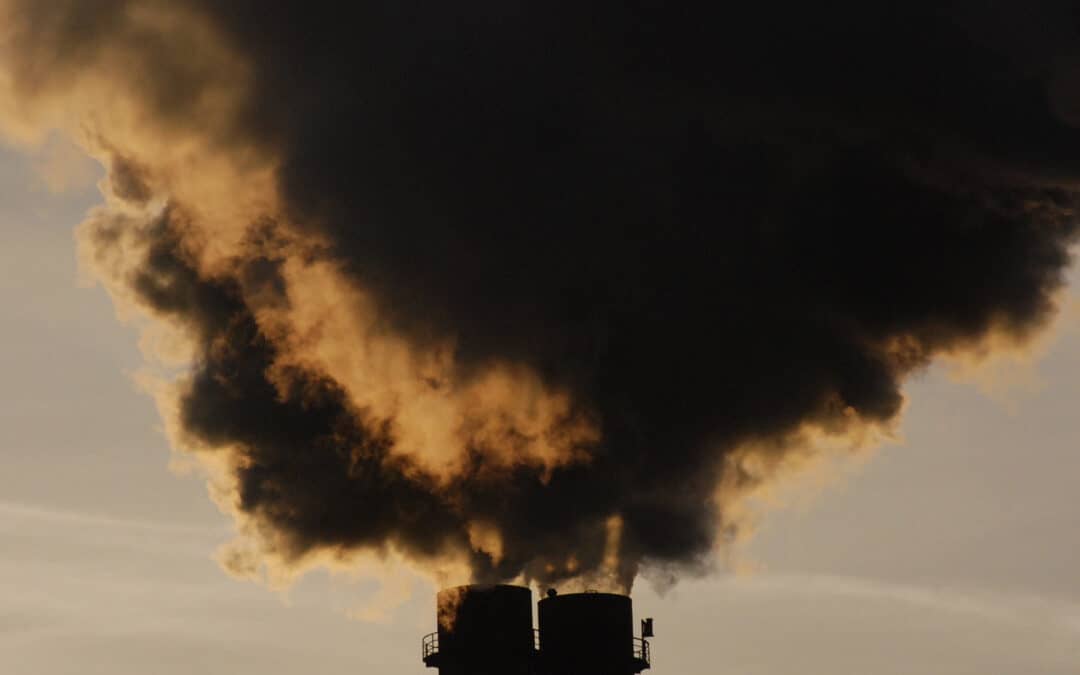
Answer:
[
  {"left": 538, "top": 591, "right": 650, "bottom": 675},
  {"left": 421, "top": 585, "right": 652, "bottom": 675},
  {"left": 422, "top": 585, "right": 535, "bottom": 675}
]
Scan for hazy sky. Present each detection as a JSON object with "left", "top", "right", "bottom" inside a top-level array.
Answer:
[{"left": 2, "top": 139, "right": 1078, "bottom": 674}]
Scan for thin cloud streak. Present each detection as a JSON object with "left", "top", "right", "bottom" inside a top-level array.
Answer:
[
  {"left": 0, "top": 500, "right": 228, "bottom": 534},
  {"left": 722, "top": 572, "right": 1080, "bottom": 636}
]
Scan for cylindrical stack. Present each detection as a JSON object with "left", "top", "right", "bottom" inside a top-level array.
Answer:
[
  {"left": 538, "top": 591, "right": 648, "bottom": 675},
  {"left": 427, "top": 584, "right": 534, "bottom": 675}
]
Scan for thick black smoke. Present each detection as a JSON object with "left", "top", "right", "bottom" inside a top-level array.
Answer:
[{"left": 36, "top": 2, "right": 1080, "bottom": 587}]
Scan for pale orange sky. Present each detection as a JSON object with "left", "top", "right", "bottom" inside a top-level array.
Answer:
[{"left": 1, "top": 139, "right": 1079, "bottom": 674}]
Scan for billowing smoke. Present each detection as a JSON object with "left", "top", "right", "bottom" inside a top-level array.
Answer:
[{"left": 3, "top": 1, "right": 1079, "bottom": 591}]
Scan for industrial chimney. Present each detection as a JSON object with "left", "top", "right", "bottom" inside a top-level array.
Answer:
[
  {"left": 423, "top": 585, "right": 535, "bottom": 675},
  {"left": 421, "top": 585, "right": 652, "bottom": 675}
]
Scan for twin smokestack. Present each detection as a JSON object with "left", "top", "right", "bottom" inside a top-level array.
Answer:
[{"left": 421, "top": 585, "right": 654, "bottom": 675}]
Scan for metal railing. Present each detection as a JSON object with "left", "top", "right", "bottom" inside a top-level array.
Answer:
[
  {"left": 422, "top": 632, "right": 438, "bottom": 661},
  {"left": 422, "top": 631, "right": 649, "bottom": 669},
  {"left": 424, "top": 631, "right": 538, "bottom": 660},
  {"left": 633, "top": 637, "right": 651, "bottom": 667}
]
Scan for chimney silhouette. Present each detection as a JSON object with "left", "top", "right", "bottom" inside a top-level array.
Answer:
[{"left": 421, "top": 585, "right": 652, "bottom": 675}]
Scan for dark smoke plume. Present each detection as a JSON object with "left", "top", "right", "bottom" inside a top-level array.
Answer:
[{"left": 4, "top": 1, "right": 1080, "bottom": 590}]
